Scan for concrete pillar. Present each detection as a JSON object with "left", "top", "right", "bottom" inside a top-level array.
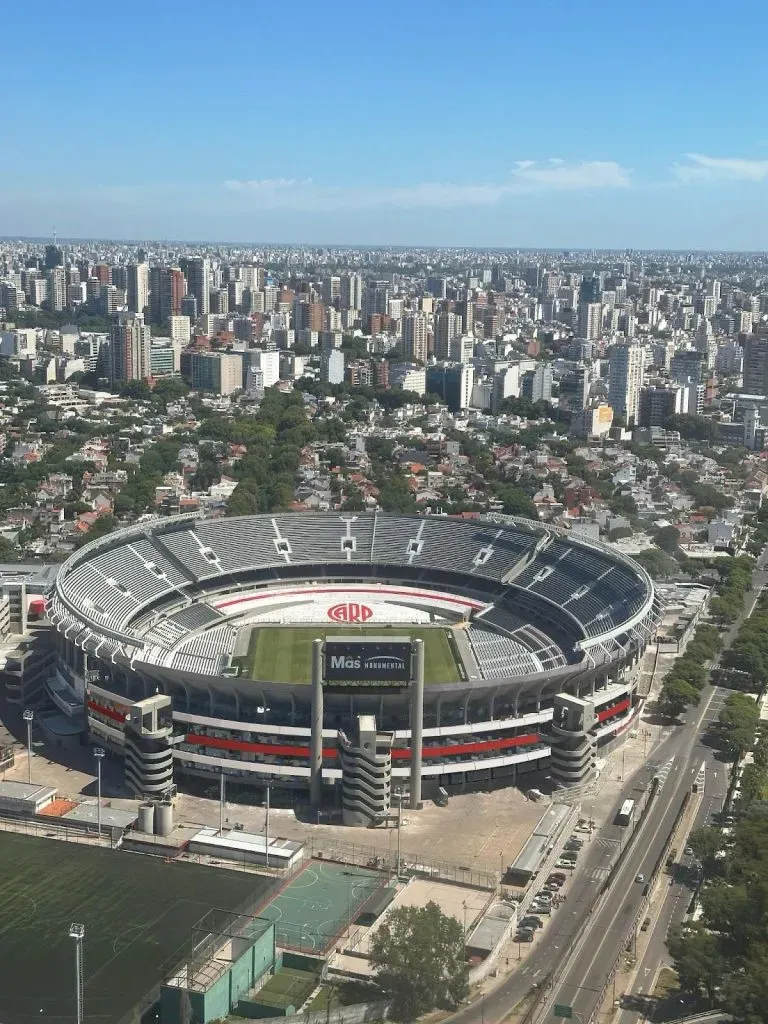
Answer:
[
  {"left": 409, "top": 639, "right": 424, "bottom": 810},
  {"left": 310, "top": 638, "right": 324, "bottom": 810}
]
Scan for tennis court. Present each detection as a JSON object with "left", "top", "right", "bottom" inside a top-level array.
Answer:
[{"left": 260, "top": 860, "right": 393, "bottom": 953}]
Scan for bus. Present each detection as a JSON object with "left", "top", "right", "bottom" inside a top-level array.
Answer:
[{"left": 616, "top": 799, "right": 635, "bottom": 826}]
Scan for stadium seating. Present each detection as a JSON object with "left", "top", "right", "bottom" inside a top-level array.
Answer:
[{"left": 51, "top": 512, "right": 654, "bottom": 682}]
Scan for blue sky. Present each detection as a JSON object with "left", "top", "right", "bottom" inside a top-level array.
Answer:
[{"left": 3, "top": 0, "right": 768, "bottom": 248}]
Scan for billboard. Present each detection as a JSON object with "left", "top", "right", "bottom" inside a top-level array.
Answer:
[{"left": 323, "top": 636, "right": 412, "bottom": 685}]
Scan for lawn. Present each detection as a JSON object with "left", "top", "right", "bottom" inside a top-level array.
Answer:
[
  {"left": 238, "top": 625, "right": 463, "bottom": 684},
  {"left": 0, "top": 831, "right": 270, "bottom": 1024}
]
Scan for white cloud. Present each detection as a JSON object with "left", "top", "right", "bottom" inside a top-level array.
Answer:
[
  {"left": 222, "top": 160, "right": 631, "bottom": 211},
  {"left": 673, "top": 153, "right": 768, "bottom": 184}
]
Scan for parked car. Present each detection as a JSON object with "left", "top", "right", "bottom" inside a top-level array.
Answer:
[
  {"left": 529, "top": 902, "right": 552, "bottom": 915},
  {"left": 641, "top": 916, "right": 651, "bottom": 932},
  {"left": 568, "top": 836, "right": 584, "bottom": 847},
  {"left": 555, "top": 859, "right": 575, "bottom": 870},
  {"left": 535, "top": 891, "right": 553, "bottom": 902},
  {"left": 515, "top": 928, "right": 535, "bottom": 942},
  {"left": 520, "top": 916, "right": 543, "bottom": 930},
  {"left": 549, "top": 872, "right": 567, "bottom": 882}
]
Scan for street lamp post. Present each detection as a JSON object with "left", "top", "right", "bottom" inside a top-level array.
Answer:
[
  {"left": 22, "top": 708, "right": 34, "bottom": 784},
  {"left": 68, "top": 923, "right": 85, "bottom": 1024},
  {"left": 94, "top": 748, "right": 105, "bottom": 838}
]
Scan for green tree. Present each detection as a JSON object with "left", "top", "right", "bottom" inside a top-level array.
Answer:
[
  {"left": 686, "top": 826, "right": 723, "bottom": 877},
  {"left": 653, "top": 525, "right": 681, "bottom": 555},
  {"left": 659, "top": 677, "right": 700, "bottom": 718},
  {"left": 667, "top": 924, "right": 724, "bottom": 1005},
  {"left": 368, "top": 902, "right": 468, "bottom": 1022},
  {"left": 719, "top": 693, "right": 759, "bottom": 759}
]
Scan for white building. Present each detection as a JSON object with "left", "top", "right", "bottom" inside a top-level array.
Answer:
[{"left": 608, "top": 342, "right": 646, "bottom": 426}]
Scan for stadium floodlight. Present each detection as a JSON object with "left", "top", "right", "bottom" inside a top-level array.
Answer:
[
  {"left": 22, "top": 708, "right": 34, "bottom": 784},
  {"left": 94, "top": 748, "right": 105, "bottom": 839},
  {"left": 68, "top": 924, "right": 85, "bottom": 1024}
]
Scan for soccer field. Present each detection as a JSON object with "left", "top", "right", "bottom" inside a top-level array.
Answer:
[
  {"left": 240, "top": 625, "right": 463, "bottom": 684},
  {"left": 0, "top": 831, "right": 270, "bottom": 1024}
]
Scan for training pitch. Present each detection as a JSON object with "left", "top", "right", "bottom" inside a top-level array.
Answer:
[
  {"left": 0, "top": 831, "right": 269, "bottom": 1024},
  {"left": 240, "top": 625, "right": 463, "bottom": 684},
  {"left": 258, "top": 859, "right": 392, "bottom": 952}
]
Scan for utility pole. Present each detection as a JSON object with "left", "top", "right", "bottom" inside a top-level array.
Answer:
[
  {"left": 265, "top": 780, "right": 271, "bottom": 869},
  {"left": 69, "top": 923, "right": 85, "bottom": 1024},
  {"left": 94, "top": 748, "right": 105, "bottom": 838},
  {"left": 219, "top": 771, "right": 225, "bottom": 835},
  {"left": 23, "top": 709, "right": 34, "bottom": 784}
]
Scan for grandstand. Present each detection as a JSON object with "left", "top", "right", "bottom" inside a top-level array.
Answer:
[{"left": 47, "top": 512, "right": 659, "bottom": 795}]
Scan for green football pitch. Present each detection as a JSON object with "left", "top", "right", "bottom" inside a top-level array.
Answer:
[
  {"left": 238, "top": 625, "right": 463, "bottom": 684},
  {"left": 0, "top": 831, "right": 269, "bottom": 1024}
]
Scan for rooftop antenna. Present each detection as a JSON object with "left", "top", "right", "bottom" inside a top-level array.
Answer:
[{"left": 53, "top": 226, "right": 57, "bottom": 246}]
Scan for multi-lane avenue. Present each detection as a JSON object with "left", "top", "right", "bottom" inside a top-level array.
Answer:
[{"left": 449, "top": 549, "right": 768, "bottom": 1024}]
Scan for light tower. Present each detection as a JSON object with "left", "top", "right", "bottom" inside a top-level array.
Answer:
[
  {"left": 68, "top": 922, "right": 85, "bottom": 1024},
  {"left": 22, "top": 708, "right": 34, "bottom": 784},
  {"left": 93, "top": 748, "right": 105, "bottom": 837}
]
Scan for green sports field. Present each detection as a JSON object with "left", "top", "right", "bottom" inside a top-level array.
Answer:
[
  {"left": 238, "top": 625, "right": 463, "bottom": 684},
  {"left": 0, "top": 831, "right": 269, "bottom": 1024}
]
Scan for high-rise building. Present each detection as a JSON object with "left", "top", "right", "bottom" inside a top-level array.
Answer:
[
  {"left": 248, "top": 349, "right": 280, "bottom": 389},
  {"left": 44, "top": 245, "right": 63, "bottom": 269},
  {"left": 426, "top": 276, "right": 447, "bottom": 299},
  {"left": 362, "top": 282, "right": 389, "bottom": 326},
  {"left": 638, "top": 386, "right": 684, "bottom": 427},
  {"left": 578, "top": 301, "right": 602, "bottom": 340},
  {"left": 742, "top": 333, "right": 768, "bottom": 395},
  {"left": 425, "top": 363, "right": 474, "bottom": 411},
  {"left": 401, "top": 313, "right": 428, "bottom": 363},
  {"left": 340, "top": 273, "right": 362, "bottom": 311},
  {"left": 109, "top": 317, "right": 151, "bottom": 383},
  {"left": 48, "top": 267, "right": 66, "bottom": 312},
  {"left": 434, "top": 311, "right": 460, "bottom": 359},
  {"left": 168, "top": 316, "right": 191, "bottom": 344},
  {"left": 180, "top": 351, "right": 242, "bottom": 395},
  {"left": 183, "top": 257, "right": 211, "bottom": 315},
  {"left": 521, "top": 364, "right": 553, "bottom": 404},
  {"left": 210, "top": 288, "right": 229, "bottom": 315},
  {"left": 321, "top": 349, "right": 345, "bottom": 384},
  {"left": 670, "top": 349, "right": 707, "bottom": 386},
  {"left": 126, "top": 263, "right": 149, "bottom": 315},
  {"left": 608, "top": 342, "right": 645, "bottom": 425},
  {"left": 149, "top": 267, "right": 185, "bottom": 324},
  {"left": 579, "top": 276, "right": 601, "bottom": 305}
]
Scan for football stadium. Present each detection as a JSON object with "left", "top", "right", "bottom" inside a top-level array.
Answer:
[{"left": 46, "top": 511, "right": 660, "bottom": 811}]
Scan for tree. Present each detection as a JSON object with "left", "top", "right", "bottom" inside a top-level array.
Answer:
[
  {"left": 719, "top": 693, "right": 759, "bottom": 759},
  {"left": 653, "top": 525, "right": 681, "bottom": 555},
  {"left": 687, "top": 826, "right": 723, "bottom": 877},
  {"left": 368, "top": 902, "right": 468, "bottom": 1021},
  {"left": 667, "top": 923, "right": 724, "bottom": 1005},
  {"left": 659, "top": 677, "right": 700, "bottom": 718}
]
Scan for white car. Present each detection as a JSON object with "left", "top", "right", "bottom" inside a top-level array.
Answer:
[{"left": 636, "top": 873, "right": 645, "bottom": 883}]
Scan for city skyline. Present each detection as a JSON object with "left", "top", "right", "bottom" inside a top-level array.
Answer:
[{"left": 3, "top": 0, "right": 768, "bottom": 247}]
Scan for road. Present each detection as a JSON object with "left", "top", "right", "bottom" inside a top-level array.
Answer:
[
  {"left": 615, "top": 743, "right": 729, "bottom": 1024},
  {"left": 450, "top": 552, "right": 768, "bottom": 1024},
  {"left": 613, "top": 553, "right": 768, "bottom": 1024},
  {"left": 534, "top": 682, "right": 724, "bottom": 1024}
]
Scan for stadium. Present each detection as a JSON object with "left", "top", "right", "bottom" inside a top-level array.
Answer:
[{"left": 46, "top": 511, "right": 660, "bottom": 808}]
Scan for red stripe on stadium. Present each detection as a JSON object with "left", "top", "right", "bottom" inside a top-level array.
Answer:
[
  {"left": 87, "top": 699, "right": 128, "bottom": 723},
  {"left": 182, "top": 731, "right": 541, "bottom": 760},
  {"left": 596, "top": 697, "right": 631, "bottom": 722}
]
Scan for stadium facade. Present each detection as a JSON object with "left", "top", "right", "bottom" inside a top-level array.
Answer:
[{"left": 46, "top": 512, "right": 659, "bottom": 806}]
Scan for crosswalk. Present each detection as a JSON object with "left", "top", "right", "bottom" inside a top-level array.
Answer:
[
  {"left": 655, "top": 757, "right": 675, "bottom": 789},
  {"left": 587, "top": 866, "right": 611, "bottom": 881},
  {"left": 594, "top": 837, "right": 621, "bottom": 850}
]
